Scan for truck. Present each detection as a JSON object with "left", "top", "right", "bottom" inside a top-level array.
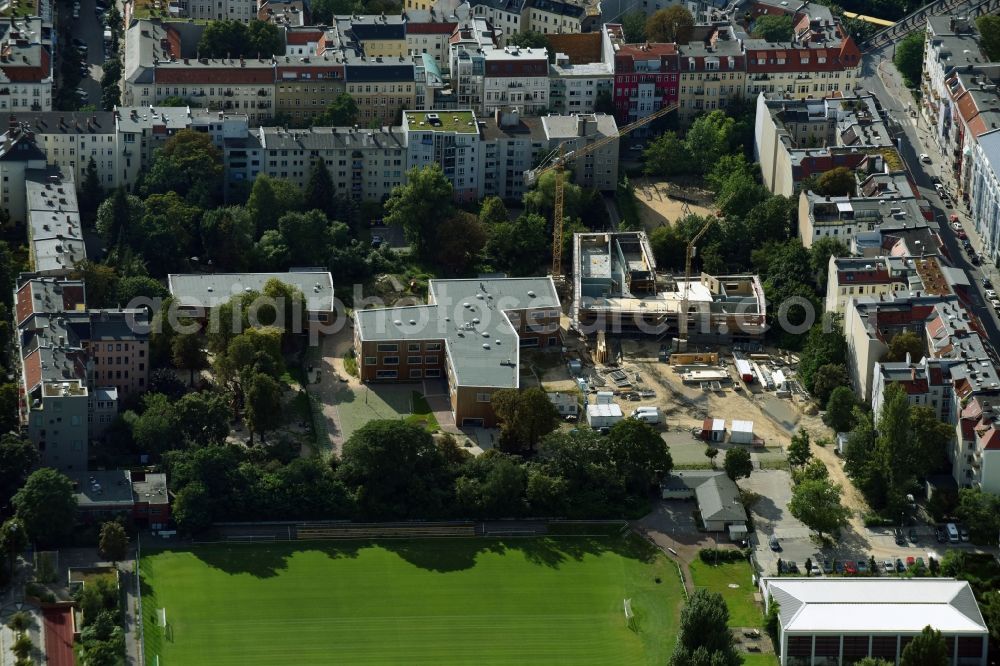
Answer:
[{"left": 630, "top": 406, "right": 661, "bottom": 424}]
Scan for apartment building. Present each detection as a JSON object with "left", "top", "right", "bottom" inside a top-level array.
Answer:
[
  {"left": 333, "top": 14, "right": 408, "bottom": 59},
  {"left": 797, "top": 192, "right": 927, "bottom": 248},
  {"left": 522, "top": 0, "right": 594, "bottom": 36},
  {"left": 0, "top": 113, "right": 118, "bottom": 189},
  {"left": 572, "top": 231, "right": 766, "bottom": 341},
  {"left": 760, "top": 578, "right": 988, "bottom": 666},
  {"left": 483, "top": 45, "right": 549, "bottom": 116},
  {"left": 824, "top": 256, "right": 911, "bottom": 314},
  {"left": 403, "top": 10, "right": 457, "bottom": 66},
  {"left": 353, "top": 277, "right": 561, "bottom": 428},
  {"left": 228, "top": 124, "right": 407, "bottom": 201},
  {"left": 403, "top": 110, "right": 483, "bottom": 201},
  {"left": 274, "top": 57, "right": 347, "bottom": 123},
  {"left": 676, "top": 26, "right": 745, "bottom": 122},
  {"left": 0, "top": 124, "right": 47, "bottom": 222},
  {"left": 541, "top": 112, "right": 618, "bottom": 191},
  {"left": 344, "top": 57, "right": 417, "bottom": 126},
  {"left": 942, "top": 70, "right": 1000, "bottom": 199},
  {"left": 26, "top": 168, "right": 85, "bottom": 276},
  {"left": 0, "top": 18, "right": 54, "bottom": 113},
  {"left": 548, "top": 52, "right": 612, "bottom": 115},
  {"left": 922, "top": 16, "right": 986, "bottom": 149},
  {"left": 607, "top": 26, "right": 679, "bottom": 132},
  {"left": 743, "top": 5, "right": 861, "bottom": 100},
  {"left": 969, "top": 129, "right": 1000, "bottom": 266},
  {"left": 258, "top": 0, "right": 309, "bottom": 26},
  {"left": 284, "top": 27, "right": 324, "bottom": 56},
  {"left": 179, "top": 0, "right": 258, "bottom": 21},
  {"left": 466, "top": 0, "right": 523, "bottom": 43},
  {"left": 15, "top": 275, "right": 150, "bottom": 471},
  {"left": 755, "top": 93, "right": 899, "bottom": 196},
  {"left": 480, "top": 108, "right": 546, "bottom": 200},
  {"left": 956, "top": 395, "right": 1000, "bottom": 493},
  {"left": 449, "top": 19, "right": 495, "bottom": 111}
]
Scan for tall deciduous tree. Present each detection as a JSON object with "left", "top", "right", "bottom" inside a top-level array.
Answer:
[
  {"left": 144, "top": 129, "right": 224, "bottom": 208},
  {"left": 620, "top": 11, "right": 646, "bottom": 42},
  {"left": 305, "top": 158, "right": 336, "bottom": 219},
  {"left": 478, "top": 196, "right": 509, "bottom": 226},
  {"left": 316, "top": 92, "right": 358, "bottom": 126},
  {"left": 435, "top": 212, "right": 487, "bottom": 275},
  {"left": 0, "top": 433, "right": 38, "bottom": 507},
  {"left": 646, "top": 5, "right": 694, "bottom": 43},
  {"left": 200, "top": 206, "right": 255, "bottom": 271},
  {"left": 787, "top": 430, "right": 812, "bottom": 468},
  {"left": 484, "top": 213, "right": 549, "bottom": 276},
  {"left": 977, "top": 15, "right": 1000, "bottom": 61},
  {"left": 13, "top": 469, "right": 77, "bottom": 544},
  {"left": 644, "top": 131, "right": 691, "bottom": 176},
  {"left": 815, "top": 167, "right": 856, "bottom": 196},
  {"left": 247, "top": 174, "right": 305, "bottom": 235},
  {"left": 0, "top": 519, "right": 26, "bottom": 576},
  {"left": 900, "top": 626, "right": 949, "bottom": 666},
  {"left": 172, "top": 333, "right": 207, "bottom": 385},
  {"left": 79, "top": 157, "right": 103, "bottom": 222},
  {"left": 885, "top": 329, "right": 924, "bottom": 362},
  {"left": 669, "top": 589, "right": 742, "bottom": 666},
  {"left": 893, "top": 32, "right": 925, "bottom": 87},
  {"left": 751, "top": 14, "right": 793, "bottom": 41},
  {"left": 684, "top": 111, "right": 736, "bottom": 175},
  {"left": 98, "top": 521, "right": 128, "bottom": 564},
  {"left": 384, "top": 164, "right": 454, "bottom": 259},
  {"left": 491, "top": 387, "right": 560, "bottom": 453},
  {"left": 724, "top": 447, "right": 753, "bottom": 481},
  {"left": 789, "top": 478, "right": 851, "bottom": 538},
  {"left": 176, "top": 391, "right": 230, "bottom": 447},
  {"left": 133, "top": 393, "right": 182, "bottom": 454},
  {"left": 606, "top": 419, "right": 673, "bottom": 493},
  {"left": 245, "top": 373, "right": 283, "bottom": 444},
  {"left": 824, "top": 386, "right": 857, "bottom": 432}
]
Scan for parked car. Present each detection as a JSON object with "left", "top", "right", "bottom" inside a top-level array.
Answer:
[
  {"left": 769, "top": 536, "right": 780, "bottom": 551},
  {"left": 787, "top": 561, "right": 800, "bottom": 574},
  {"left": 71, "top": 37, "right": 87, "bottom": 49},
  {"left": 932, "top": 175, "right": 942, "bottom": 184},
  {"left": 895, "top": 558, "right": 906, "bottom": 572},
  {"left": 834, "top": 560, "right": 844, "bottom": 574},
  {"left": 856, "top": 560, "right": 868, "bottom": 574},
  {"left": 894, "top": 528, "right": 906, "bottom": 545},
  {"left": 844, "top": 561, "right": 857, "bottom": 575},
  {"left": 882, "top": 560, "right": 894, "bottom": 574},
  {"left": 972, "top": 255, "right": 981, "bottom": 266},
  {"left": 960, "top": 526, "right": 970, "bottom": 542},
  {"left": 935, "top": 528, "right": 947, "bottom": 543},
  {"left": 906, "top": 556, "right": 916, "bottom": 567},
  {"left": 809, "top": 564, "right": 822, "bottom": 576},
  {"left": 957, "top": 230, "right": 968, "bottom": 240},
  {"left": 920, "top": 153, "right": 932, "bottom": 163},
  {"left": 75, "top": 88, "right": 88, "bottom": 101},
  {"left": 984, "top": 277, "right": 993, "bottom": 289},
  {"left": 778, "top": 560, "right": 788, "bottom": 574},
  {"left": 991, "top": 299, "right": 1000, "bottom": 310},
  {"left": 916, "top": 557, "right": 925, "bottom": 569},
  {"left": 986, "top": 290, "right": 997, "bottom": 299},
  {"left": 907, "top": 528, "right": 918, "bottom": 544},
  {"left": 822, "top": 559, "right": 833, "bottom": 574}
]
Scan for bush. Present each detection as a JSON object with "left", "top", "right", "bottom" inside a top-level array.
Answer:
[
  {"left": 862, "top": 513, "right": 896, "bottom": 527},
  {"left": 765, "top": 596, "right": 780, "bottom": 644},
  {"left": 698, "top": 547, "right": 746, "bottom": 563}
]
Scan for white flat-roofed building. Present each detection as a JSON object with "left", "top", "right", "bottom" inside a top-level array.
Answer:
[{"left": 761, "top": 577, "right": 989, "bottom": 666}]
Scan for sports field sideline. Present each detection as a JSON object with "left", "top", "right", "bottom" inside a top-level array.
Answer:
[{"left": 141, "top": 535, "right": 684, "bottom": 665}]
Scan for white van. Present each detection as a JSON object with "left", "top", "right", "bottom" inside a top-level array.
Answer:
[
  {"left": 946, "top": 522, "right": 959, "bottom": 543},
  {"left": 630, "top": 407, "right": 661, "bottom": 424}
]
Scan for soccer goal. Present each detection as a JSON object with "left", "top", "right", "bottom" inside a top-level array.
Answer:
[
  {"left": 158, "top": 608, "right": 167, "bottom": 628},
  {"left": 623, "top": 598, "right": 636, "bottom": 631}
]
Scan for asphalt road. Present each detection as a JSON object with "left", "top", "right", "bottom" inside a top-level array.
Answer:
[
  {"left": 859, "top": 48, "right": 1000, "bottom": 356},
  {"left": 57, "top": 0, "right": 104, "bottom": 108}
]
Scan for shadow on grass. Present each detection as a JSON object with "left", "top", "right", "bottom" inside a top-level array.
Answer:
[{"left": 152, "top": 534, "right": 661, "bottom": 579}]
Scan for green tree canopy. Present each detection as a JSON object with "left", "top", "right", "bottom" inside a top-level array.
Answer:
[
  {"left": 752, "top": 14, "right": 794, "bottom": 41},
  {"left": 484, "top": 213, "right": 549, "bottom": 276},
  {"left": 789, "top": 478, "right": 851, "bottom": 538},
  {"left": 606, "top": 419, "right": 673, "bottom": 493},
  {"left": 143, "top": 129, "right": 223, "bottom": 208},
  {"left": 133, "top": 393, "right": 182, "bottom": 455},
  {"left": 977, "top": 15, "right": 1000, "bottom": 61},
  {"left": 900, "top": 626, "right": 949, "bottom": 666},
  {"left": 669, "top": 589, "right": 741, "bottom": 666},
  {"left": 684, "top": 111, "right": 736, "bottom": 175},
  {"left": 824, "top": 386, "right": 858, "bottom": 432},
  {"left": 197, "top": 20, "right": 282, "bottom": 59},
  {"left": 646, "top": 5, "right": 694, "bottom": 43},
  {"left": 724, "top": 447, "right": 752, "bottom": 481},
  {"left": 507, "top": 30, "right": 548, "bottom": 48},
  {"left": 13, "top": 468, "right": 77, "bottom": 544},
  {"left": 491, "top": 387, "right": 560, "bottom": 453},
  {"left": 98, "top": 521, "right": 128, "bottom": 563},
  {"left": 885, "top": 329, "right": 924, "bottom": 363},
  {"left": 644, "top": 131, "right": 691, "bottom": 177},
  {"left": 384, "top": 164, "right": 454, "bottom": 259},
  {"left": 0, "top": 433, "right": 39, "bottom": 508},
  {"left": 893, "top": 32, "right": 925, "bottom": 87},
  {"left": 787, "top": 429, "right": 812, "bottom": 468},
  {"left": 621, "top": 11, "right": 646, "bottom": 42},
  {"left": 245, "top": 373, "right": 283, "bottom": 443},
  {"left": 815, "top": 167, "right": 856, "bottom": 196}
]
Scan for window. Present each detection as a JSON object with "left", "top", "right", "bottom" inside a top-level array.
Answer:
[
  {"left": 476, "top": 392, "right": 492, "bottom": 403},
  {"left": 425, "top": 369, "right": 441, "bottom": 378},
  {"left": 425, "top": 343, "right": 442, "bottom": 351},
  {"left": 407, "top": 356, "right": 422, "bottom": 364},
  {"left": 376, "top": 370, "right": 398, "bottom": 379},
  {"left": 364, "top": 357, "right": 376, "bottom": 365},
  {"left": 377, "top": 343, "right": 398, "bottom": 352},
  {"left": 408, "top": 343, "right": 421, "bottom": 352},
  {"left": 409, "top": 369, "right": 423, "bottom": 379},
  {"left": 424, "top": 355, "right": 438, "bottom": 364},
  {"left": 519, "top": 337, "right": 539, "bottom": 347},
  {"left": 383, "top": 356, "right": 399, "bottom": 365}
]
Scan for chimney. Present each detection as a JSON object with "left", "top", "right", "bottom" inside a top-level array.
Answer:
[{"left": 577, "top": 115, "right": 587, "bottom": 137}]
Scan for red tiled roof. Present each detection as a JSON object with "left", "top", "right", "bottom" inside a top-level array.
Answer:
[
  {"left": 22, "top": 350, "right": 40, "bottom": 392},
  {"left": 1, "top": 47, "right": 50, "bottom": 83},
  {"left": 155, "top": 66, "right": 275, "bottom": 84},
  {"left": 899, "top": 378, "right": 930, "bottom": 394},
  {"left": 286, "top": 29, "right": 322, "bottom": 44},
  {"left": 979, "top": 425, "right": 1000, "bottom": 450},
  {"left": 617, "top": 43, "right": 677, "bottom": 58},
  {"left": 961, "top": 417, "right": 976, "bottom": 440}
]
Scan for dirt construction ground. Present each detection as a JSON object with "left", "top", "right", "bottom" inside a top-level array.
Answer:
[{"left": 633, "top": 177, "right": 716, "bottom": 230}]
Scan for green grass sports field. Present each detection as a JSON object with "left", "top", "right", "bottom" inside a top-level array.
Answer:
[{"left": 141, "top": 536, "right": 684, "bottom": 666}]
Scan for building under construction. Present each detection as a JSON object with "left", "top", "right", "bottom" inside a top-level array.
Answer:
[{"left": 571, "top": 231, "right": 767, "bottom": 341}]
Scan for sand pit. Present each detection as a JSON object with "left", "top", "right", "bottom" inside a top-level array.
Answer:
[{"left": 634, "top": 177, "right": 715, "bottom": 230}]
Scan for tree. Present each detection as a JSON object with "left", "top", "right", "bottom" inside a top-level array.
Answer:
[
  {"left": 787, "top": 430, "right": 812, "bottom": 468},
  {"left": 79, "top": 157, "right": 103, "bottom": 222},
  {"left": 789, "top": 478, "right": 851, "bottom": 538},
  {"left": 316, "top": 91, "right": 358, "bottom": 126},
  {"left": 98, "top": 521, "right": 128, "bottom": 563},
  {"left": 0, "top": 519, "right": 26, "bottom": 576},
  {"left": 133, "top": 393, "right": 182, "bottom": 455},
  {"left": 338, "top": 420, "right": 448, "bottom": 519},
  {"left": 172, "top": 481, "right": 213, "bottom": 534},
  {"left": 455, "top": 451, "right": 528, "bottom": 518},
  {"left": 200, "top": 206, "right": 255, "bottom": 271},
  {"left": 0, "top": 384, "right": 18, "bottom": 435},
  {"left": 479, "top": 196, "right": 509, "bottom": 226},
  {"left": 956, "top": 487, "right": 1000, "bottom": 544},
  {"left": 12, "top": 469, "right": 77, "bottom": 544},
  {"left": 646, "top": 6, "right": 694, "bottom": 43},
  {"left": 305, "top": 157, "right": 336, "bottom": 219},
  {"left": 594, "top": 90, "right": 615, "bottom": 114},
  {"left": 808, "top": 237, "right": 850, "bottom": 290},
  {"left": 435, "top": 212, "right": 487, "bottom": 274},
  {"left": 811, "top": 363, "right": 849, "bottom": 404},
  {"left": 143, "top": 129, "right": 223, "bottom": 208},
  {"left": 176, "top": 391, "right": 230, "bottom": 447},
  {"left": 245, "top": 373, "right": 283, "bottom": 444},
  {"left": 0, "top": 433, "right": 39, "bottom": 507},
  {"left": 384, "top": 164, "right": 453, "bottom": 259},
  {"left": 247, "top": 174, "right": 305, "bottom": 235},
  {"left": 507, "top": 30, "right": 548, "bottom": 48},
  {"left": 197, "top": 20, "right": 282, "bottom": 59},
  {"left": 310, "top": 0, "right": 358, "bottom": 23},
  {"left": 977, "top": 15, "right": 1000, "bottom": 61},
  {"left": 7, "top": 611, "right": 30, "bottom": 634},
  {"left": 115, "top": 275, "right": 168, "bottom": 305},
  {"left": 644, "top": 131, "right": 691, "bottom": 176},
  {"left": 815, "top": 167, "right": 856, "bottom": 196},
  {"left": 172, "top": 333, "right": 207, "bottom": 385},
  {"left": 620, "top": 11, "right": 646, "bottom": 43},
  {"left": 744, "top": 195, "right": 794, "bottom": 247},
  {"left": 824, "top": 386, "right": 857, "bottom": 432},
  {"left": 96, "top": 187, "right": 144, "bottom": 250},
  {"left": 856, "top": 659, "right": 893, "bottom": 666},
  {"left": 684, "top": 111, "right": 735, "bottom": 175},
  {"left": 491, "top": 387, "right": 560, "bottom": 453},
  {"left": 705, "top": 447, "right": 719, "bottom": 468},
  {"left": 277, "top": 209, "right": 332, "bottom": 267},
  {"left": 715, "top": 169, "right": 767, "bottom": 217},
  {"left": 893, "top": 32, "right": 925, "bottom": 88},
  {"left": 484, "top": 213, "right": 549, "bottom": 276},
  {"left": 606, "top": 419, "right": 673, "bottom": 493},
  {"left": 751, "top": 14, "right": 793, "bottom": 41},
  {"left": 670, "top": 589, "right": 742, "bottom": 666},
  {"left": 900, "top": 626, "right": 949, "bottom": 666},
  {"left": 795, "top": 459, "right": 829, "bottom": 483},
  {"left": 724, "top": 447, "right": 752, "bottom": 481},
  {"left": 798, "top": 323, "right": 847, "bottom": 393},
  {"left": 246, "top": 20, "right": 283, "bottom": 58},
  {"left": 885, "top": 329, "right": 924, "bottom": 362},
  {"left": 11, "top": 634, "right": 31, "bottom": 660}
]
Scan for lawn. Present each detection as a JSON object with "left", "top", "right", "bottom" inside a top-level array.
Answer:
[
  {"left": 335, "top": 383, "right": 413, "bottom": 440},
  {"left": 688, "top": 559, "right": 762, "bottom": 628},
  {"left": 141, "top": 536, "right": 683, "bottom": 665},
  {"left": 404, "top": 392, "right": 439, "bottom": 432}
]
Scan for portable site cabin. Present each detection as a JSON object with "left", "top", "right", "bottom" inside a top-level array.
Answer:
[
  {"left": 730, "top": 420, "right": 754, "bottom": 444},
  {"left": 701, "top": 418, "right": 726, "bottom": 442},
  {"left": 548, "top": 392, "right": 579, "bottom": 417},
  {"left": 595, "top": 391, "right": 614, "bottom": 405},
  {"left": 681, "top": 369, "right": 730, "bottom": 384},
  {"left": 734, "top": 358, "right": 754, "bottom": 383},
  {"left": 587, "top": 403, "right": 623, "bottom": 428}
]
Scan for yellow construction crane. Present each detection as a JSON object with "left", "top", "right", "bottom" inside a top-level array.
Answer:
[
  {"left": 678, "top": 215, "right": 716, "bottom": 347},
  {"left": 524, "top": 103, "right": 679, "bottom": 276}
]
